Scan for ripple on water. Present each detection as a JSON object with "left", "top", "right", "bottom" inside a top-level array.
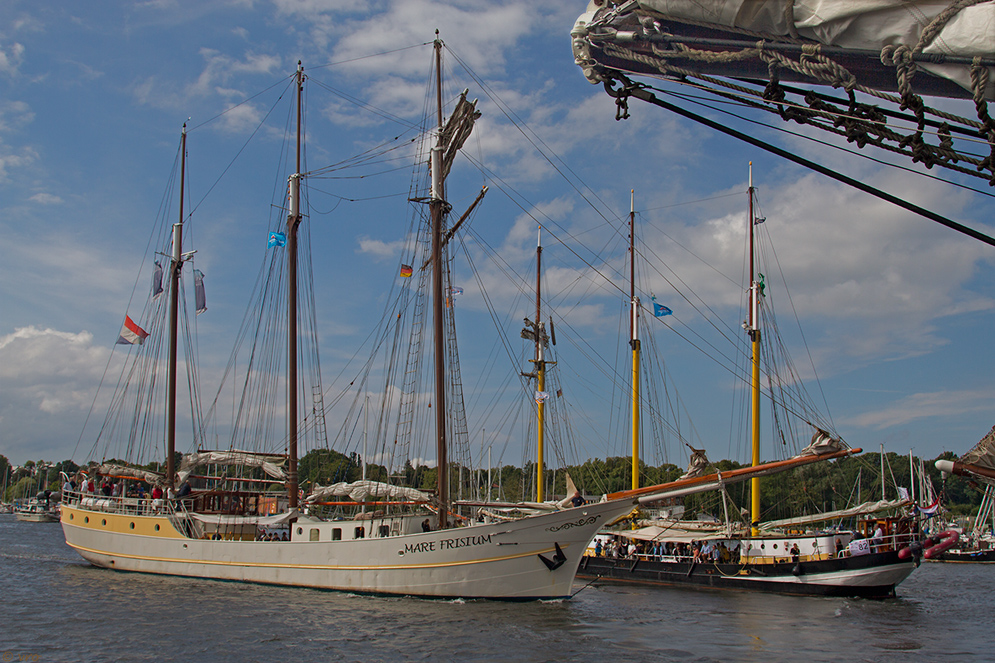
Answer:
[{"left": 3, "top": 518, "right": 994, "bottom": 662}]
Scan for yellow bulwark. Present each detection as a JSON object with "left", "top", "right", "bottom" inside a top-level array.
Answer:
[{"left": 61, "top": 504, "right": 185, "bottom": 539}]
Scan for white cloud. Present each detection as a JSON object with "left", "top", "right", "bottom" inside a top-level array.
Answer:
[
  {"left": 0, "top": 100, "right": 33, "bottom": 132},
  {"left": 847, "top": 389, "right": 995, "bottom": 429},
  {"left": 131, "top": 49, "right": 282, "bottom": 111},
  {"left": 357, "top": 235, "right": 408, "bottom": 259},
  {"left": 0, "top": 327, "right": 113, "bottom": 461},
  {"left": 29, "top": 192, "right": 63, "bottom": 205},
  {"left": 0, "top": 41, "right": 24, "bottom": 76}
]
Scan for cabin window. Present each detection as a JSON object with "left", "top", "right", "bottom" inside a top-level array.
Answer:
[
  {"left": 332, "top": 528, "right": 342, "bottom": 541},
  {"left": 297, "top": 527, "right": 303, "bottom": 536},
  {"left": 355, "top": 526, "right": 365, "bottom": 539},
  {"left": 309, "top": 528, "right": 319, "bottom": 542},
  {"left": 378, "top": 524, "right": 390, "bottom": 538}
]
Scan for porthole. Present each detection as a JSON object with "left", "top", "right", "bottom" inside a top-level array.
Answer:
[
  {"left": 69, "top": 514, "right": 74, "bottom": 521},
  {"left": 297, "top": 527, "right": 303, "bottom": 535},
  {"left": 155, "top": 524, "right": 160, "bottom": 531},
  {"left": 101, "top": 519, "right": 107, "bottom": 526},
  {"left": 84, "top": 516, "right": 89, "bottom": 524},
  {"left": 130, "top": 522, "right": 135, "bottom": 530}
]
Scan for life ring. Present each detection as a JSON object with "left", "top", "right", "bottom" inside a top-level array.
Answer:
[{"left": 923, "top": 530, "right": 959, "bottom": 559}]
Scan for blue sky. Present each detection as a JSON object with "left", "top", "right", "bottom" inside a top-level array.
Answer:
[{"left": 1, "top": 1, "right": 993, "bottom": 474}]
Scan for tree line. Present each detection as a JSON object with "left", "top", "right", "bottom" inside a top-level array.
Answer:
[{"left": 2, "top": 449, "right": 984, "bottom": 522}]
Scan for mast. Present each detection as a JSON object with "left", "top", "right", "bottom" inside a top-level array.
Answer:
[
  {"left": 880, "top": 443, "right": 886, "bottom": 502},
  {"left": 535, "top": 228, "right": 545, "bottom": 502},
  {"left": 286, "top": 62, "right": 303, "bottom": 509},
  {"left": 165, "top": 124, "right": 186, "bottom": 490},
  {"left": 629, "top": 189, "right": 640, "bottom": 491},
  {"left": 748, "top": 163, "right": 761, "bottom": 536},
  {"left": 431, "top": 35, "right": 449, "bottom": 530}
]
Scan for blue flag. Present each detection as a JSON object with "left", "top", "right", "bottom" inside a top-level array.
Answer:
[
  {"left": 268, "top": 231, "right": 287, "bottom": 248},
  {"left": 651, "top": 295, "right": 672, "bottom": 317}
]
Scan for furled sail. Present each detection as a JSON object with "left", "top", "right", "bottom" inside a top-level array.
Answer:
[
  {"left": 572, "top": 0, "right": 995, "bottom": 99},
  {"left": 959, "top": 424, "right": 995, "bottom": 472},
  {"left": 98, "top": 463, "right": 167, "bottom": 486},
  {"left": 678, "top": 448, "right": 710, "bottom": 480},
  {"left": 758, "top": 498, "right": 910, "bottom": 531},
  {"left": 305, "top": 480, "right": 431, "bottom": 504},
  {"left": 176, "top": 451, "right": 288, "bottom": 483},
  {"left": 935, "top": 425, "right": 995, "bottom": 486},
  {"left": 797, "top": 428, "right": 846, "bottom": 456}
]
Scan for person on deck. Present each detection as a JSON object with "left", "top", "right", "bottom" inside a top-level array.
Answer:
[{"left": 870, "top": 525, "right": 885, "bottom": 551}]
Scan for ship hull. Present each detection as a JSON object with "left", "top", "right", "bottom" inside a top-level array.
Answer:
[
  {"left": 578, "top": 551, "right": 915, "bottom": 598},
  {"left": 61, "top": 499, "right": 633, "bottom": 600},
  {"left": 927, "top": 548, "right": 995, "bottom": 563}
]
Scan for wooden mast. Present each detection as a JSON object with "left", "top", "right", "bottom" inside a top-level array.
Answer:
[
  {"left": 748, "top": 162, "right": 761, "bottom": 536},
  {"left": 165, "top": 124, "right": 186, "bottom": 490},
  {"left": 286, "top": 62, "right": 303, "bottom": 509},
  {"left": 629, "top": 189, "right": 640, "bottom": 491},
  {"left": 430, "top": 35, "right": 449, "bottom": 530},
  {"left": 535, "top": 228, "right": 545, "bottom": 502}
]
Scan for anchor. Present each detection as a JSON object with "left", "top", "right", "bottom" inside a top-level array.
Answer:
[{"left": 538, "top": 542, "right": 567, "bottom": 571}]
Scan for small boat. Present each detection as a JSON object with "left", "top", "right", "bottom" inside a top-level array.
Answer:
[{"left": 15, "top": 500, "right": 59, "bottom": 523}]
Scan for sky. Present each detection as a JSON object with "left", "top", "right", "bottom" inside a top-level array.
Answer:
[{"left": 1, "top": 1, "right": 993, "bottom": 475}]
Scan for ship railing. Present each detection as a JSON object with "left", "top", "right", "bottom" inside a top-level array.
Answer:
[
  {"left": 64, "top": 488, "right": 179, "bottom": 517},
  {"left": 837, "top": 530, "right": 920, "bottom": 557}
]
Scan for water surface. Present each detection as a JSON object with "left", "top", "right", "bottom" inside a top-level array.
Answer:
[{"left": 2, "top": 516, "right": 989, "bottom": 662}]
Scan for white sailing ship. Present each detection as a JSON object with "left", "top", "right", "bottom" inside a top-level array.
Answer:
[{"left": 61, "top": 40, "right": 642, "bottom": 600}]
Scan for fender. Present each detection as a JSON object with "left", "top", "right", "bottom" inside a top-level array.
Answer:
[{"left": 923, "top": 530, "right": 959, "bottom": 559}]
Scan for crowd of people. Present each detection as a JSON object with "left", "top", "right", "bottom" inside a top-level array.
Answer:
[
  {"left": 64, "top": 472, "right": 189, "bottom": 515},
  {"left": 592, "top": 535, "right": 739, "bottom": 563}
]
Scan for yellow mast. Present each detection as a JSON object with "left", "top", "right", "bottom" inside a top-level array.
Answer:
[
  {"left": 629, "top": 190, "right": 640, "bottom": 491},
  {"left": 748, "top": 163, "right": 761, "bottom": 536}
]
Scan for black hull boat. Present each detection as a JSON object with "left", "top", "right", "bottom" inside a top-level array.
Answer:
[
  {"left": 929, "top": 547, "right": 995, "bottom": 563},
  {"left": 578, "top": 549, "right": 915, "bottom": 598}
]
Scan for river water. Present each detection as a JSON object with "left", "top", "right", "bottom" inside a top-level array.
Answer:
[{"left": 2, "top": 515, "right": 990, "bottom": 662}]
